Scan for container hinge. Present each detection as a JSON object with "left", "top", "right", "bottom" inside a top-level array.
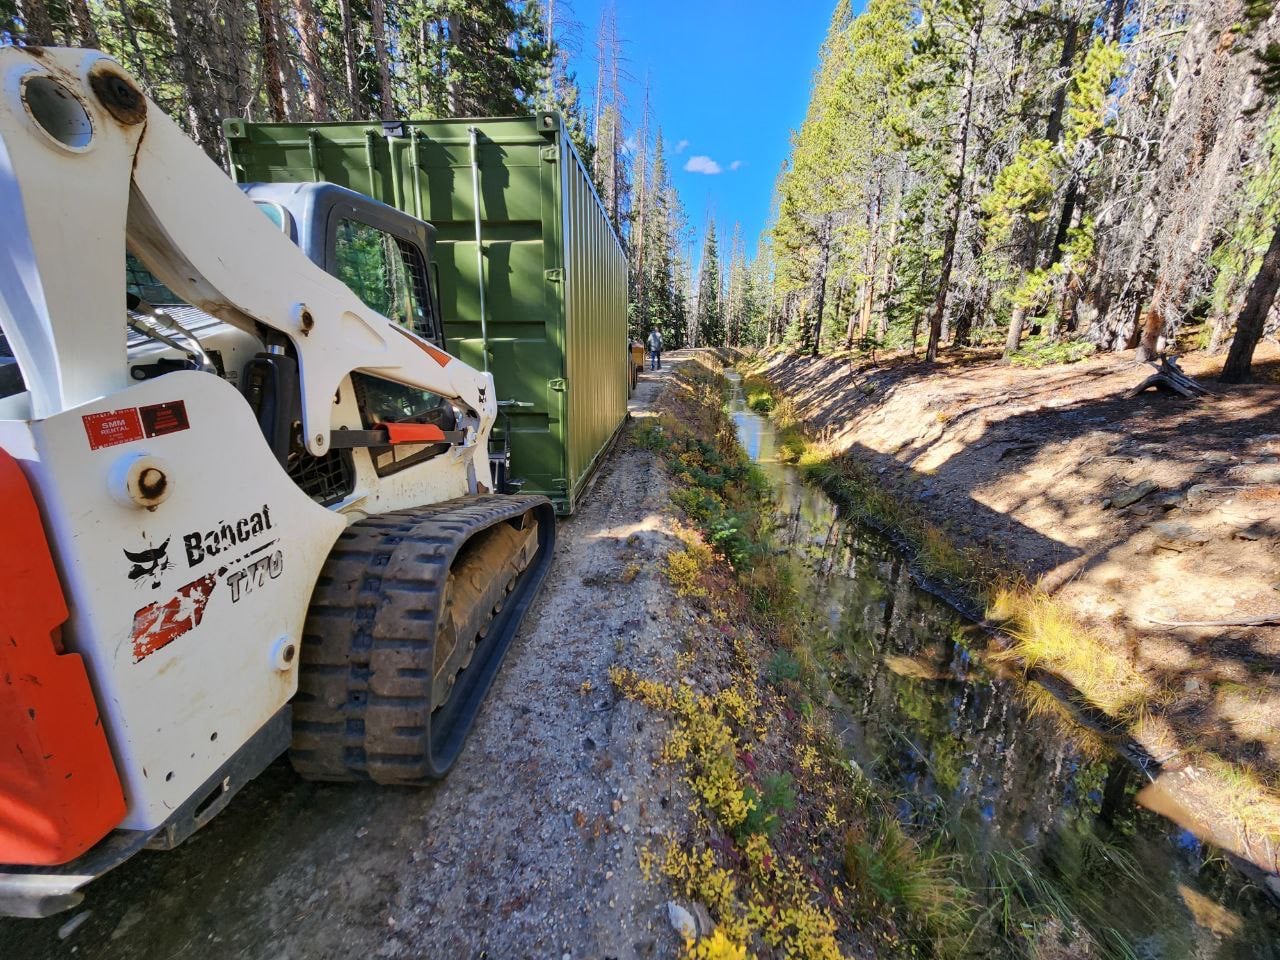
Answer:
[
  {"left": 544, "top": 268, "right": 563, "bottom": 282},
  {"left": 549, "top": 378, "right": 567, "bottom": 392},
  {"left": 540, "top": 146, "right": 559, "bottom": 163},
  {"left": 552, "top": 478, "right": 569, "bottom": 490}
]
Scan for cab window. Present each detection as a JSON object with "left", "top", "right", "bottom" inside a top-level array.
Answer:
[{"left": 333, "top": 219, "right": 433, "bottom": 339}]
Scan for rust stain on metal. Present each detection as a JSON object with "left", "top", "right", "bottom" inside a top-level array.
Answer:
[{"left": 89, "top": 63, "right": 146, "bottom": 126}]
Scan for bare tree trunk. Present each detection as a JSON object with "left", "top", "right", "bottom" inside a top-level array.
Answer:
[
  {"left": 810, "top": 229, "right": 832, "bottom": 357},
  {"left": 859, "top": 175, "right": 884, "bottom": 340},
  {"left": 1106, "top": 0, "right": 1125, "bottom": 42},
  {"left": 255, "top": 0, "right": 288, "bottom": 122},
  {"left": 633, "top": 84, "right": 651, "bottom": 318},
  {"left": 116, "top": 0, "right": 154, "bottom": 89},
  {"left": 369, "top": 0, "right": 395, "bottom": 120},
  {"left": 166, "top": 0, "right": 221, "bottom": 159},
  {"left": 278, "top": 28, "right": 303, "bottom": 119},
  {"left": 1004, "top": 303, "right": 1028, "bottom": 357},
  {"left": 952, "top": 290, "right": 976, "bottom": 346},
  {"left": 592, "top": 8, "right": 607, "bottom": 144},
  {"left": 845, "top": 281, "right": 858, "bottom": 348},
  {"left": 339, "top": 0, "right": 363, "bottom": 118},
  {"left": 70, "top": 0, "right": 99, "bottom": 46},
  {"left": 879, "top": 178, "right": 903, "bottom": 339},
  {"left": 20, "top": 0, "right": 54, "bottom": 44},
  {"left": 926, "top": 10, "right": 982, "bottom": 363},
  {"left": 1134, "top": 14, "right": 1231, "bottom": 361},
  {"left": 1044, "top": 20, "right": 1079, "bottom": 147},
  {"left": 1221, "top": 226, "right": 1280, "bottom": 383},
  {"left": 1058, "top": 271, "right": 1083, "bottom": 334},
  {"left": 293, "top": 0, "right": 329, "bottom": 119}
]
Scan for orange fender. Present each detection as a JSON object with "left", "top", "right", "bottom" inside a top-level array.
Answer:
[{"left": 0, "top": 448, "right": 125, "bottom": 865}]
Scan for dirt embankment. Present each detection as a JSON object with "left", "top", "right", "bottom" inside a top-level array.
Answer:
[
  {"left": 1, "top": 368, "right": 697, "bottom": 960},
  {"left": 752, "top": 345, "right": 1280, "bottom": 877}
]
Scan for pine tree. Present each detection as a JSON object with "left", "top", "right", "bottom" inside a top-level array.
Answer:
[
  {"left": 725, "top": 222, "right": 748, "bottom": 347},
  {"left": 696, "top": 221, "right": 724, "bottom": 347}
]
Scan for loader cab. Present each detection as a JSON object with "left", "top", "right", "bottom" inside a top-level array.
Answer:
[
  {"left": 242, "top": 183, "right": 459, "bottom": 482},
  {"left": 242, "top": 182, "right": 446, "bottom": 350},
  {"left": 121, "top": 182, "right": 458, "bottom": 502}
]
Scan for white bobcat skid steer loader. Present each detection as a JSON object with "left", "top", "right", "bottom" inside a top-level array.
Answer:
[{"left": 0, "top": 47, "right": 554, "bottom": 918}]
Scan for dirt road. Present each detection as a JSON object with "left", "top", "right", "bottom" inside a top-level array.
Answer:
[{"left": 2, "top": 362, "right": 692, "bottom": 960}]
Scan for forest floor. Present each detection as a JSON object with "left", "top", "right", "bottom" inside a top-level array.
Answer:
[
  {"left": 748, "top": 342, "right": 1280, "bottom": 887},
  {"left": 0, "top": 364, "right": 698, "bottom": 960}
]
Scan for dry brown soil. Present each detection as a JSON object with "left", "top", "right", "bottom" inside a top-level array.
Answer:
[
  {"left": 0, "top": 364, "right": 696, "bottom": 960},
  {"left": 756, "top": 344, "right": 1280, "bottom": 875}
]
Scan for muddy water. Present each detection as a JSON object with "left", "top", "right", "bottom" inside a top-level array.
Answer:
[{"left": 725, "top": 371, "right": 1279, "bottom": 960}]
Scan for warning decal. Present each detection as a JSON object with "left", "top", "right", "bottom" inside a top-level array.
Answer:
[
  {"left": 140, "top": 400, "right": 190, "bottom": 438},
  {"left": 83, "top": 408, "right": 144, "bottom": 451}
]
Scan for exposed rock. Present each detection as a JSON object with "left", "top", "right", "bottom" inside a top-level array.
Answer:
[
  {"left": 1228, "top": 463, "right": 1280, "bottom": 485},
  {"left": 667, "top": 902, "right": 696, "bottom": 939},
  {"left": 1108, "top": 479, "right": 1158, "bottom": 509},
  {"left": 1150, "top": 521, "right": 1211, "bottom": 550},
  {"left": 1186, "top": 483, "right": 1219, "bottom": 504},
  {"left": 689, "top": 902, "right": 715, "bottom": 937}
]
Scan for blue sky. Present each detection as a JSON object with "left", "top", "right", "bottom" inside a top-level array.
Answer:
[{"left": 565, "top": 1, "right": 841, "bottom": 264}]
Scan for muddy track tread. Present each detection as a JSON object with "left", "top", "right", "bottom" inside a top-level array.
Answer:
[{"left": 290, "top": 494, "right": 554, "bottom": 785}]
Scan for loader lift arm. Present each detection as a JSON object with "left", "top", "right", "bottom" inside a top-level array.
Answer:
[{"left": 0, "top": 48, "right": 495, "bottom": 456}]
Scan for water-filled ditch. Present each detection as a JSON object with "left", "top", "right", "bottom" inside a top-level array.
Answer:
[{"left": 724, "top": 369, "right": 1278, "bottom": 959}]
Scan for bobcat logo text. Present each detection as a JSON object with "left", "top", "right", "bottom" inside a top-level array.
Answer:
[{"left": 183, "top": 505, "right": 273, "bottom": 567}]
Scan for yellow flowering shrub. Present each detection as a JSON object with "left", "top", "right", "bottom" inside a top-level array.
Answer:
[
  {"left": 686, "top": 929, "right": 751, "bottom": 960},
  {"left": 666, "top": 541, "right": 715, "bottom": 598}
]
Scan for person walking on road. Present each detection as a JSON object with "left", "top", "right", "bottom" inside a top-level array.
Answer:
[{"left": 647, "top": 328, "right": 664, "bottom": 371}]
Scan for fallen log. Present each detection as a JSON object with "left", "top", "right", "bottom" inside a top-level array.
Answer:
[
  {"left": 1142, "top": 613, "right": 1280, "bottom": 628},
  {"left": 1124, "top": 356, "right": 1212, "bottom": 400}
]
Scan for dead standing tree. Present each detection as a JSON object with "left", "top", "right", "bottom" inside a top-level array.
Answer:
[{"left": 1137, "top": 3, "right": 1271, "bottom": 361}]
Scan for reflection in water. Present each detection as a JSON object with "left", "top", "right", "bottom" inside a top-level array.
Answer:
[{"left": 725, "top": 371, "right": 1279, "bottom": 960}]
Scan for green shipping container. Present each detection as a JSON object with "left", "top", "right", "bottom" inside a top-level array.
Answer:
[{"left": 223, "top": 112, "right": 629, "bottom": 515}]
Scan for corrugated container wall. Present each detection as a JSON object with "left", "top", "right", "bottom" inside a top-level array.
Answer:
[{"left": 223, "top": 112, "right": 629, "bottom": 515}]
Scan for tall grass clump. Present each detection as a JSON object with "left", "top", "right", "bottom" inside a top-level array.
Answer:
[
  {"left": 843, "top": 816, "right": 974, "bottom": 955},
  {"left": 987, "top": 586, "right": 1153, "bottom": 722}
]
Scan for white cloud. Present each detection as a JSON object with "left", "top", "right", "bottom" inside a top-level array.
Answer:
[
  {"left": 729, "top": 160, "right": 743, "bottom": 171},
  {"left": 684, "top": 155, "right": 722, "bottom": 175},
  {"left": 675, "top": 139, "right": 690, "bottom": 154},
  {"left": 624, "top": 136, "right": 637, "bottom": 153}
]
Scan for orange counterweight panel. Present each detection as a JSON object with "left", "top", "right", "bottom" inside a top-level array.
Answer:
[{"left": 0, "top": 448, "right": 126, "bottom": 865}]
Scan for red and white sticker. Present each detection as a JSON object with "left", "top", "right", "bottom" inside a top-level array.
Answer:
[
  {"left": 83, "top": 400, "right": 190, "bottom": 450},
  {"left": 131, "top": 572, "right": 218, "bottom": 662},
  {"left": 83, "top": 408, "right": 144, "bottom": 450}
]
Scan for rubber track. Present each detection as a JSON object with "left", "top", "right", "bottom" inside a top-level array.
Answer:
[{"left": 290, "top": 494, "right": 554, "bottom": 784}]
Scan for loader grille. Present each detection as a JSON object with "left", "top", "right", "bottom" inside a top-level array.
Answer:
[{"left": 288, "top": 449, "right": 354, "bottom": 506}]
